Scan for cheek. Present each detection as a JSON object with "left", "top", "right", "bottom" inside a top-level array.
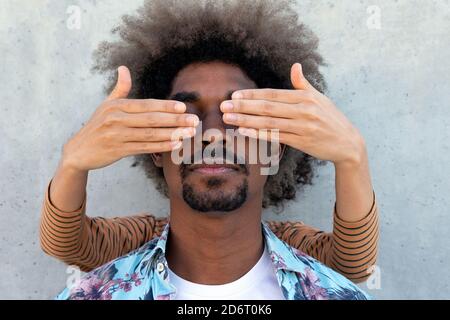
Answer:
[
  {"left": 161, "top": 153, "right": 183, "bottom": 188},
  {"left": 247, "top": 165, "right": 269, "bottom": 192}
]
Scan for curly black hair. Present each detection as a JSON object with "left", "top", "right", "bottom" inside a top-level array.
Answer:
[{"left": 93, "top": 0, "right": 327, "bottom": 210}]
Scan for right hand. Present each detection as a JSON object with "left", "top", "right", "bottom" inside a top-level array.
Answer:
[{"left": 61, "top": 66, "right": 199, "bottom": 173}]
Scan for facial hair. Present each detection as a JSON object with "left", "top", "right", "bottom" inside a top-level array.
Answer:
[
  {"left": 182, "top": 178, "right": 248, "bottom": 213},
  {"left": 180, "top": 157, "right": 249, "bottom": 213}
]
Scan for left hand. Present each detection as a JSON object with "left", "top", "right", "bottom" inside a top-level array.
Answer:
[{"left": 221, "top": 63, "right": 366, "bottom": 166}]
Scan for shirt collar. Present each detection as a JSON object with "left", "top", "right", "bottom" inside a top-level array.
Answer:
[
  {"left": 141, "top": 221, "right": 318, "bottom": 300},
  {"left": 262, "top": 222, "right": 313, "bottom": 274},
  {"left": 152, "top": 221, "right": 308, "bottom": 274},
  {"left": 154, "top": 222, "right": 170, "bottom": 254}
]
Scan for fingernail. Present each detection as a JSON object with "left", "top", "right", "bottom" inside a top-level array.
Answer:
[
  {"left": 187, "top": 115, "right": 199, "bottom": 126},
  {"left": 232, "top": 92, "right": 243, "bottom": 99},
  {"left": 175, "top": 102, "right": 185, "bottom": 112},
  {"left": 221, "top": 102, "right": 234, "bottom": 112},
  {"left": 224, "top": 113, "right": 237, "bottom": 122}
]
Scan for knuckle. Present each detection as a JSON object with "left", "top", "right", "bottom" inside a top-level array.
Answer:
[
  {"left": 143, "top": 142, "right": 153, "bottom": 150},
  {"left": 144, "top": 128, "right": 156, "bottom": 138},
  {"left": 305, "top": 123, "right": 318, "bottom": 134},
  {"left": 137, "top": 142, "right": 153, "bottom": 153},
  {"left": 243, "top": 90, "right": 252, "bottom": 99},
  {"left": 261, "top": 101, "right": 272, "bottom": 115},
  {"left": 268, "top": 89, "right": 278, "bottom": 100},
  {"left": 100, "top": 130, "right": 116, "bottom": 144},
  {"left": 266, "top": 117, "right": 277, "bottom": 128},
  {"left": 105, "top": 100, "right": 121, "bottom": 112},
  {"left": 304, "top": 104, "right": 320, "bottom": 121},
  {"left": 146, "top": 115, "right": 158, "bottom": 127},
  {"left": 304, "top": 91, "right": 316, "bottom": 101},
  {"left": 237, "top": 114, "right": 246, "bottom": 126},
  {"left": 115, "top": 98, "right": 127, "bottom": 105},
  {"left": 148, "top": 99, "right": 161, "bottom": 111},
  {"left": 176, "top": 114, "right": 185, "bottom": 124},
  {"left": 103, "top": 113, "right": 122, "bottom": 127},
  {"left": 98, "top": 102, "right": 113, "bottom": 116}
]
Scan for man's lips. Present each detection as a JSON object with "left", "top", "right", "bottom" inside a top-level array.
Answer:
[{"left": 187, "top": 163, "right": 241, "bottom": 175}]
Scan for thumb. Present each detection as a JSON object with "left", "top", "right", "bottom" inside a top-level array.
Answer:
[
  {"left": 290, "top": 63, "right": 314, "bottom": 91},
  {"left": 107, "top": 66, "right": 132, "bottom": 101}
]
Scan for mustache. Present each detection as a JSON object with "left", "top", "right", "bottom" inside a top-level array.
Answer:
[{"left": 179, "top": 146, "right": 249, "bottom": 176}]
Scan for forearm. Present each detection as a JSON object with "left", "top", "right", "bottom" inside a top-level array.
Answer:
[
  {"left": 334, "top": 139, "right": 374, "bottom": 222},
  {"left": 41, "top": 168, "right": 166, "bottom": 270},
  {"left": 40, "top": 155, "right": 90, "bottom": 265},
  {"left": 50, "top": 157, "right": 88, "bottom": 212}
]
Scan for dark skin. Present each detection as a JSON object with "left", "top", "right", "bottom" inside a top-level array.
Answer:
[{"left": 152, "top": 62, "right": 271, "bottom": 284}]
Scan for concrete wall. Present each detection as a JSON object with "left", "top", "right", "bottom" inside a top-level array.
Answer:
[{"left": 1, "top": 0, "right": 449, "bottom": 299}]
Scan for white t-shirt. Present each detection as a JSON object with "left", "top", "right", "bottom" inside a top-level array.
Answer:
[{"left": 168, "top": 246, "right": 285, "bottom": 300}]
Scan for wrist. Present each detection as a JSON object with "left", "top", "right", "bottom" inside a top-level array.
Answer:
[
  {"left": 49, "top": 157, "right": 88, "bottom": 214},
  {"left": 59, "top": 141, "right": 87, "bottom": 174},
  {"left": 59, "top": 152, "right": 89, "bottom": 179},
  {"left": 334, "top": 134, "right": 367, "bottom": 170}
]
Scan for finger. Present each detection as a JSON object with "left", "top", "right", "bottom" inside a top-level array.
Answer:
[
  {"left": 107, "top": 66, "right": 132, "bottom": 101},
  {"left": 231, "top": 88, "right": 316, "bottom": 104},
  {"left": 223, "top": 113, "right": 298, "bottom": 134},
  {"left": 122, "top": 140, "right": 183, "bottom": 155},
  {"left": 221, "top": 99, "right": 302, "bottom": 119},
  {"left": 238, "top": 127, "right": 304, "bottom": 147},
  {"left": 237, "top": 127, "right": 279, "bottom": 141},
  {"left": 113, "top": 99, "right": 186, "bottom": 114},
  {"left": 291, "top": 63, "right": 317, "bottom": 92},
  {"left": 120, "top": 127, "right": 196, "bottom": 142},
  {"left": 278, "top": 132, "right": 310, "bottom": 152},
  {"left": 118, "top": 112, "right": 199, "bottom": 128}
]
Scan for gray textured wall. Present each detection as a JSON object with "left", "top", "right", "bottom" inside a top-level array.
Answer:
[{"left": 1, "top": 0, "right": 449, "bottom": 299}]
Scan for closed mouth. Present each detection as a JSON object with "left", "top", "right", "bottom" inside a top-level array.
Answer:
[{"left": 187, "top": 163, "right": 241, "bottom": 175}]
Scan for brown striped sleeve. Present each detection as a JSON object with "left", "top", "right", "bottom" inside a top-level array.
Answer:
[
  {"left": 330, "top": 192, "right": 379, "bottom": 282},
  {"left": 40, "top": 176, "right": 378, "bottom": 280},
  {"left": 266, "top": 192, "right": 379, "bottom": 283},
  {"left": 39, "top": 179, "right": 168, "bottom": 272}
]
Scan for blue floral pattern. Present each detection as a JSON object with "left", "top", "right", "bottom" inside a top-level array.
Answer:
[{"left": 56, "top": 223, "right": 370, "bottom": 300}]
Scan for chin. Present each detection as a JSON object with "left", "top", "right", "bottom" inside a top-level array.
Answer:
[{"left": 182, "top": 179, "right": 248, "bottom": 213}]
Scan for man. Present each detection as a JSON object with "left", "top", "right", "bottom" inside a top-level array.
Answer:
[{"left": 52, "top": 0, "right": 375, "bottom": 300}]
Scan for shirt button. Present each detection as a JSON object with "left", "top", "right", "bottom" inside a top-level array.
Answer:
[{"left": 157, "top": 263, "right": 165, "bottom": 272}]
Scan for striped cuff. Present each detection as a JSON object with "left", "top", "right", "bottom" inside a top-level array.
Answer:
[
  {"left": 331, "top": 191, "right": 379, "bottom": 281},
  {"left": 45, "top": 178, "right": 86, "bottom": 217},
  {"left": 333, "top": 191, "right": 377, "bottom": 232}
]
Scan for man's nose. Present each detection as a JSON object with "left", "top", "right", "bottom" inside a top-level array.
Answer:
[{"left": 200, "top": 108, "right": 237, "bottom": 140}]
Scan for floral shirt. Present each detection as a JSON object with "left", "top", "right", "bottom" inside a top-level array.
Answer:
[{"left": 56, "top": 223, "right": 371, "bottom": 300}]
